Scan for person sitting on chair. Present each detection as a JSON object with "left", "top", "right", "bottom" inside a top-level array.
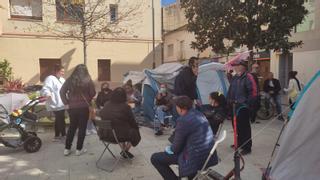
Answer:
[
  {"left": 124, "top": 83, "right": 142, "bottom": 115},
  {"left": 151, "top": 96, "right": 218, "bottom": 180},
  {"left": 154, "top": 83, "right": 173, "bottom": 136},
  {"left": 99, "top": 87, "right": 141, "bottom": 159},
  {"left": 95, "top": 82, "right": 112, "bottom": 109},
  {"left": 203, "top": 92, "right": 227, "bottom": 135}
]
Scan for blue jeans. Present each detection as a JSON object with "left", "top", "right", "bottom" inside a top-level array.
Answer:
[
  {"left": 156, "top": 105, "right": 167, "bottom": 124},
  {"left": 272, "top": 95, "right": 282, "bottom": 115},
  {"left": 154, "top": 106, "right": 168, "bottom": 131}
]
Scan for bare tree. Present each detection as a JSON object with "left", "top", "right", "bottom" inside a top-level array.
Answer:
[{"left": 31, "top": 0, "right": 144, "bottom": 65}]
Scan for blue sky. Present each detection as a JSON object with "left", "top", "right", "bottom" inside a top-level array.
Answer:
[{"left": 161, "top": 0, "right": 176, "bottom": 6}]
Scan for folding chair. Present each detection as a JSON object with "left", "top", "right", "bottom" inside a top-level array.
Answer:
[{"left": 94, "top": 119, "right": 131, "bottom": 172}]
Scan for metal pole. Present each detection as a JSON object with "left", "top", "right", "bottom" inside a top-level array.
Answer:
[
  {"left": 161, "top": 7, "right": 164, "bottom": 65},
  {"left": 152, "top": 0, "right": 156, "bottom": 69}
]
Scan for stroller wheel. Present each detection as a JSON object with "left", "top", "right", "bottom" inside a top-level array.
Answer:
[{"left": 24, "top": 136, "right": 42, "bottom": 153}]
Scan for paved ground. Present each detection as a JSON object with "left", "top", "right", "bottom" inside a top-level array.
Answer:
[{"left": 0, "top": 116, "right": 286, "bottom": 180}]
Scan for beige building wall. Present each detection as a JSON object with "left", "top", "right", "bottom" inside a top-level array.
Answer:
[
  {"left": 0, "top": 0, "right": 162, "bottom": 86},
  {"left": 270, "top": 0, "right": 320, "bottom": 84},
  {"left": 164, "top": 28, "right": 211, "bottom": 63},
  {"left": 163, "top": 0, "right": 212, "bottom": 63}
]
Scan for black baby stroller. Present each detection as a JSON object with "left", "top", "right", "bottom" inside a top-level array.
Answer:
[{"left": 0, "top": 96, "right": 46, "bottom": 153}]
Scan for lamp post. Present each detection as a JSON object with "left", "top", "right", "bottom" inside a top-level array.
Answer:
[{"left": 152, "top": 0, "right": 156, "bottom": 69}]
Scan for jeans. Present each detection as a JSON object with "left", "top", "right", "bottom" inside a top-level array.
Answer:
[
  {"left": 154, "top": 106, "right": 167, "bottom": 131},
  {"left": 151, "top": 152, "right": 196, "bottom": 180},
  {"left": 65, "top": 107, "right": 89, "bottom": 150},
  {"left": 272, "top": 95, "right": 282, "bottom": 115},
  {"left": 53, "top": 110, "right": 66, "bottom": 137}
]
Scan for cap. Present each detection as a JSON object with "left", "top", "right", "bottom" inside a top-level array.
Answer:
[{"left": 231, "top": 58, "right": 248, "bottom": 67}]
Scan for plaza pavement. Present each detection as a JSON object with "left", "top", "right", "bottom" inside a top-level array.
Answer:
[{"left": 0, "top": 118, "right": 285, "bottom": 180}]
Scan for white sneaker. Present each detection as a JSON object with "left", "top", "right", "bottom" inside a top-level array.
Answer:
[
  {"left": 91, "top": 129, "right": 97, "bottom": 134},
  {"left": 64, "top": 149, "right": 71, "bottom": 156},
  {"left": 86, "top": 131, "right": 92, "bottom": 136},
  {"left": 75, "top": 148, "right": 87, "bottom": 156}
]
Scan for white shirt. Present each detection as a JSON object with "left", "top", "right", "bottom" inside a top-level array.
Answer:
[{"left": 41, "top": 75, "right": 65, "bottom": 111}]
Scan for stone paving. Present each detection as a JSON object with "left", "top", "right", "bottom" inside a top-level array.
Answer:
[{"left": 0, "top": 118, "right": 285, "bottom": 180}]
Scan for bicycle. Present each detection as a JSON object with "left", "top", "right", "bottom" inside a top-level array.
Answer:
[{"left": 257, "top": 92, "right": 275, "bottom": 120}]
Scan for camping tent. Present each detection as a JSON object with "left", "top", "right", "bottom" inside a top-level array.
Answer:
[
  {"left": 123, "top": 71, "right": 145, "bottom": 85},
  {"left": 142, "top": 63, "right": 184, "bottom": 122},
  {"left": 142, "top": 62, "right": 229, "bottom": 122},
  {"left": 269, "top": 70, "right": 320, "bottom": 180}
]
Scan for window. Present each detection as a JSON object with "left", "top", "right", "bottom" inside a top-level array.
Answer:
[
  {"left": 39, "top": 59, "right": 61, "bottom": 82},
  {"left": 9, "top": 0, "right": 43, "bottom": 20},
  {"left": 98, "top": 59, "right": 111, "bottom": 81},
  {"left": 56, "top": 0, "right": 84, "bottom": 22},
  {"left": 179, "top": 40, "right": 185, "bottom": 59},
  {"left": 110, "top": 4, "right": 118, "bottom": 22},
  {"left": 167, "top": 44, "right": 174, "bottom": 57}
]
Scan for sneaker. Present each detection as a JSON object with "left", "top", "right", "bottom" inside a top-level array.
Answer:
[
  {"left": 91, "top": 129, "right": 97, "bottom": 134},
  {"left": 64, "top": 149, "right": 71, "bottom": 156},
  {"left": 120, "top": 151, "right": 129, "bottom": 159},
  {"left": 86, "top": 131, "right": 92, "bottom": 136},
  {"left": 75, "top": 148, "right": 87, "bottom": 156},
  {"left": 125, "top": 151, "right": 134, "bottom": 159},
  {"left": 278, "top": 116, "right": 285, "bottom": 121},
  {"left": 155, "top": 130, "right": 163, "bottom": 136}
]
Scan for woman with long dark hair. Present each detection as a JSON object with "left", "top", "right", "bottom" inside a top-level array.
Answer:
[
  {"left": 99, "top": 87, "right": 141, "bottom": 159},
  {"left": 60, "top": 64, "right": 96, "bottom": 156},
  {"left": 284, "top": 71, "right": 302, "bottom": 108}
]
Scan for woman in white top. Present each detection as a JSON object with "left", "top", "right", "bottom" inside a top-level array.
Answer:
[
  {"left": 284, "top": 71, "right": 302, "bottom": 108},
  {"left": 41, "top": 64, "right": 66, "bottom": 141}
]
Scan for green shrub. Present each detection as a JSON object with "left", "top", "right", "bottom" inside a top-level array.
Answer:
[{"left": 0, "top": 58, "right": 13, "bottom": 80}]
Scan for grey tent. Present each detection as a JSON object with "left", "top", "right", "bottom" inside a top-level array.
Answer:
[{"left": 269, "top": 70, "right": 320, "bottom": 180}]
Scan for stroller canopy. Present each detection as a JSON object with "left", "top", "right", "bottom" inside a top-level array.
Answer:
[
  {"left": 0, "top": 93, "right": 30, "bottom": 113},
  {"left": 269, "top": 70, "right": 320, "bottom": 180},
  {"left": 141, "top": 62, "right": 229, "bottom": 122}
]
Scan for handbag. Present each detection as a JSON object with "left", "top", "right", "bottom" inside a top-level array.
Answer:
[
  {"left": 80, "top": 93, "right": 96, "bottom": 120},
  {"left": 289, "top": 89, "right": 298, "bottom": 100}
]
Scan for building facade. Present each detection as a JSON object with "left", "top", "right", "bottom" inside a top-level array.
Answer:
[
  {"left": 270, "top": 0, "right": 320, "bottom": 86},
  {"left": 162, "top": 0, "right": 212, "bottom": 63},
  {"left": 0, "top": 0, "right": 162, "bottom": 86}
]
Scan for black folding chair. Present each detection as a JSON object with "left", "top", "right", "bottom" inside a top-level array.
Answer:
[{"left": 94, "top": 119, "right": 131, "bottom": 172}]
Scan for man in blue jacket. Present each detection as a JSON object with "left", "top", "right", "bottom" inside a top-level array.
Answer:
[
  {"left": 151, "top": 96, "right": 218, "bottom": 179},
  {"left": 227, "top": 58, "right": 258, "bottom": 155}
]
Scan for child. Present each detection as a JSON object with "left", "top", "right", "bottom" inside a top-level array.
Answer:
[{"left": 203, "top": 92, "right": 227, "bottom": 135}]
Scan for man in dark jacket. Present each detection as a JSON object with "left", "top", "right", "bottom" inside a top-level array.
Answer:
[
  {"left": 151, "top": 96, "right": 218, "bottom": 179},
  {"left": 227, "top": 59, "right": 258, "bottom": 155},
  {"left": 263, "top": 72, "right": 284, "bottom": 120},
  {"left": 174, "top": 57, "right": 200, "bottom": 103}
]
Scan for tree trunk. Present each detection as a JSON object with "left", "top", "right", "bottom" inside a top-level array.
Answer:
[
  {"left": 82, "top": 24, "right": 87, "bottom": 65},
  {"left": 248, "top": 45, "right": 254, "bottom": 71},
  {"left": 83, "top": 38, "right": 87, "bottom": 65}
]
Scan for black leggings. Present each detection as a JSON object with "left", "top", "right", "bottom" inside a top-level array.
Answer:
[
  {"left": 53, "top": 110, "right": 66, "bottom": 137},
  {"left": 65, "top": 107, "right": 89, "bottom": 150}
]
